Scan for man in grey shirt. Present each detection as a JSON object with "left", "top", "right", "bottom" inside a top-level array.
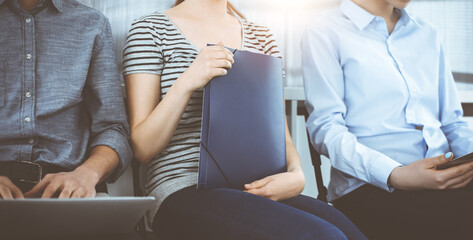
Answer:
[{"left": 0, "top": 0, "right": 132, "bottom": 200}]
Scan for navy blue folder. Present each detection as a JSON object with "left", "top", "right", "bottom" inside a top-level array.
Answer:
[{"left": 198, "top": 48, "right": 287, "bottom": 190}]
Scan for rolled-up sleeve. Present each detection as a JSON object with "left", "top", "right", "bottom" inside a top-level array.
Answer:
[
  {"left": 85, "top": 17, "right": 133, "bottom": 182},
  {"left": 301, "top": 23, "right": 401, "bottom": 191}
]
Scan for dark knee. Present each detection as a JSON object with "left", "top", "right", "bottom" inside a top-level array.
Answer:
[{"left": 292, "top": 224, "right": 348, "bottom": 240}]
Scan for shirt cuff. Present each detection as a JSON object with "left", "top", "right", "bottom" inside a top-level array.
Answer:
[
  {"left": 369, "top": 155, "right": 403, "bottom": 192},
  {"left": 88, "top": 127, "right": 133, "bottom": 183}
]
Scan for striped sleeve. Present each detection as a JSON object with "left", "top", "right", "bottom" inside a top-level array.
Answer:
[
  {"left": 123, "top": 18, "right": 163, "bottom": 76},
  {"left": 263, "top": 29, "right": 282, "bottom": 58},
  {"left": 243, "top": 21, "right": 282, "bottom": 59}
]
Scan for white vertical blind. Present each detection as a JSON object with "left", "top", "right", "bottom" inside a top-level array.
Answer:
[
  {"left": 409, "top": 1, "right": 473, "bottom": 86},
  {"left": 234, "top": 0, "right": 341, "bottom": 87},
  {"left": 236, "top": 0, "right": 473, "bottom": 87}
]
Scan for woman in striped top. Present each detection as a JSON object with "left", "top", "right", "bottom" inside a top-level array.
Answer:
[{"left": 124, "top": 1, "right": 366, "bottom": 239}]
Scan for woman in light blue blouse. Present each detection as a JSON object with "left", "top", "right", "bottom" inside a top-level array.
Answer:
[{"left": 302, "top": 0, "right": 473, "bottom": 239}]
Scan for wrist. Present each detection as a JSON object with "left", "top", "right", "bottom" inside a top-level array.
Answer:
[
  {"left": 175, "top": 71, "right": 199, "bottom": 96},
  {"left": 388, "top": 166, "right": 402, "bottom": 189},
  {"left": 290, "top": 169, "right": 306, "bottom": 190},
  {"left": 74, "top": 166, "right": 100, "bottom": 185}
]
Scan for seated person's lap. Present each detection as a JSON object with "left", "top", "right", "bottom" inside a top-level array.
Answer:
[
  {"left": 153, "top": 186, "right": 365, "bottom": 240},
  {"left": 334, "top": 183, "right": 473, "bottom": 240}
]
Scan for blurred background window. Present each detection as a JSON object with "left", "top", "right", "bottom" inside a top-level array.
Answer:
[
  {"left": 78, "top": 0, "right": 472, "bottom": 89},
  {"left": 235, "top": 0, "right": 473, "bottom": 88}
]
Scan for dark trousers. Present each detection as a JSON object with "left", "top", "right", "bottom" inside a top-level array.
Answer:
[
  {"left": 153, "top": 186, "right": 367, "bottom": 240},
  {"left": 9, "top": 233, "right": 141, "bottom": 240},
  {"left": 334, "top": 183, "right": 473, "bottom": 240}
]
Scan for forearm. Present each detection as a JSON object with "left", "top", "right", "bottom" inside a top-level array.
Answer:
[
  {"left": 284, "top": 119, "right": 305, "bottom": 190},
  {"left": 286, "top": 143, "right": 302, "bottom": 173},
  {"left": 285, "top": 128, "right": 303, "bottom": 173},
  {"left": 76, "top": 145, "right": 119, "bottom": 184},
  {"left": 286, "top": 143, "right": 305, "bottom": 195},
  {"left": 130, "top": 77, "right": 193, "bottom": 162},
  {"left": 315, "top": 119, "right": 401, "bottom": 190}
]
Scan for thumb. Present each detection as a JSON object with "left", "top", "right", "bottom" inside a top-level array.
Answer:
[
  {"left": 425, "top": 152, "right": 453, "bottom": 167},
  {"left": 217, "top": 41, "right": 224, "bottom": 46},
  {"left": 244, "top": 177, "right": 270, "bottom": 190}
]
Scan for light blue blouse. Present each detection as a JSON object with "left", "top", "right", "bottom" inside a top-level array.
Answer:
[{"left": 302, "top": 0, "right": 473, "bottom": 202}]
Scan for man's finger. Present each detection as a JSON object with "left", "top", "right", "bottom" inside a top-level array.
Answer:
[
  {"left": 70, "top": 188, "right": 85, "bottom": 199},
  {"left": 1, "top": 178, "right": 24, "bottom": 199},
  {"left": 9, "top": 185, "right": 24, "bottom": 199},
  {"left": 85, "top": 190, "right": 96, "bottom": 198},
  {"left": 41, "top": 182, "right": 62, "bottom": 198},
  {"left": 0, "top": 186, "right": 14, "bottom": 199},
  {"left": 58, "top": 187, "right": 73, "bottom": 199},
  {"left": 25, "top": 178, "right": 52, "bottom": 198}
]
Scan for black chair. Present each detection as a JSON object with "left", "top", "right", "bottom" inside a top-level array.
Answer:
[
  {"left": 296, "top": 101, "right": 328, "bottom": 203},
  {"left": 131, "top": 160, "right": 150, "bottom": 240},
  {"left": 125, "top": 96, "right": 153, "bottom": 240},
  {"left": 462, "top": 102, "right": 473, "bottom": 117}
]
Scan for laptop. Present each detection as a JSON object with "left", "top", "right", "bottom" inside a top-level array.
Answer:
[{"left": 0, "top": 196, "right": 155, "bottom": 237}]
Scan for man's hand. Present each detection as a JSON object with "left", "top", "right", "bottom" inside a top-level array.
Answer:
[
  {"left": 24, "top": 166, "right": 99, "bottom": 198},
  {"left": 243, "top": 170, "right": 305, "bottom": 201},
  {"left": 389, "top": 152, "right": 473, "bottom": 190},
  {"left": 0, "top": 176, "right": 24, "bottom": 199}
]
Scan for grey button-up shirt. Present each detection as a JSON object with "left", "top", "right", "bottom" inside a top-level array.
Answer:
[{"left": 0, "top": 0, "right": 132, "bottom": 181}]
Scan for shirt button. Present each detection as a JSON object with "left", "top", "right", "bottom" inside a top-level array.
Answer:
[
  {"left": 26, "top": 17, "right": 31, "bottom": 23},
  {"left": 26, "top": 91, "right": 32, "bottom": 98},
  {"left": 24, "top": 117, "right": 31, "bottom": 123},
  {"left": 28, "top": 138, "right": 34, "bottom": 144},
  {"left": 26, "top": 53, "right": 32, "bottom": 60}
]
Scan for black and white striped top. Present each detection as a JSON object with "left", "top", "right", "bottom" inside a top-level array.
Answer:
[{"left": 123, "top": 12, "right": 282, "bottom": 225}]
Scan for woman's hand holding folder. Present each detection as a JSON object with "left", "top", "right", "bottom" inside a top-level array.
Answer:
[
  {"left": 127, "top": 42, "right": 234, "bottom": 163},
  {"left": 178, "top": 42, "right": 234, "bottom": 93}
]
